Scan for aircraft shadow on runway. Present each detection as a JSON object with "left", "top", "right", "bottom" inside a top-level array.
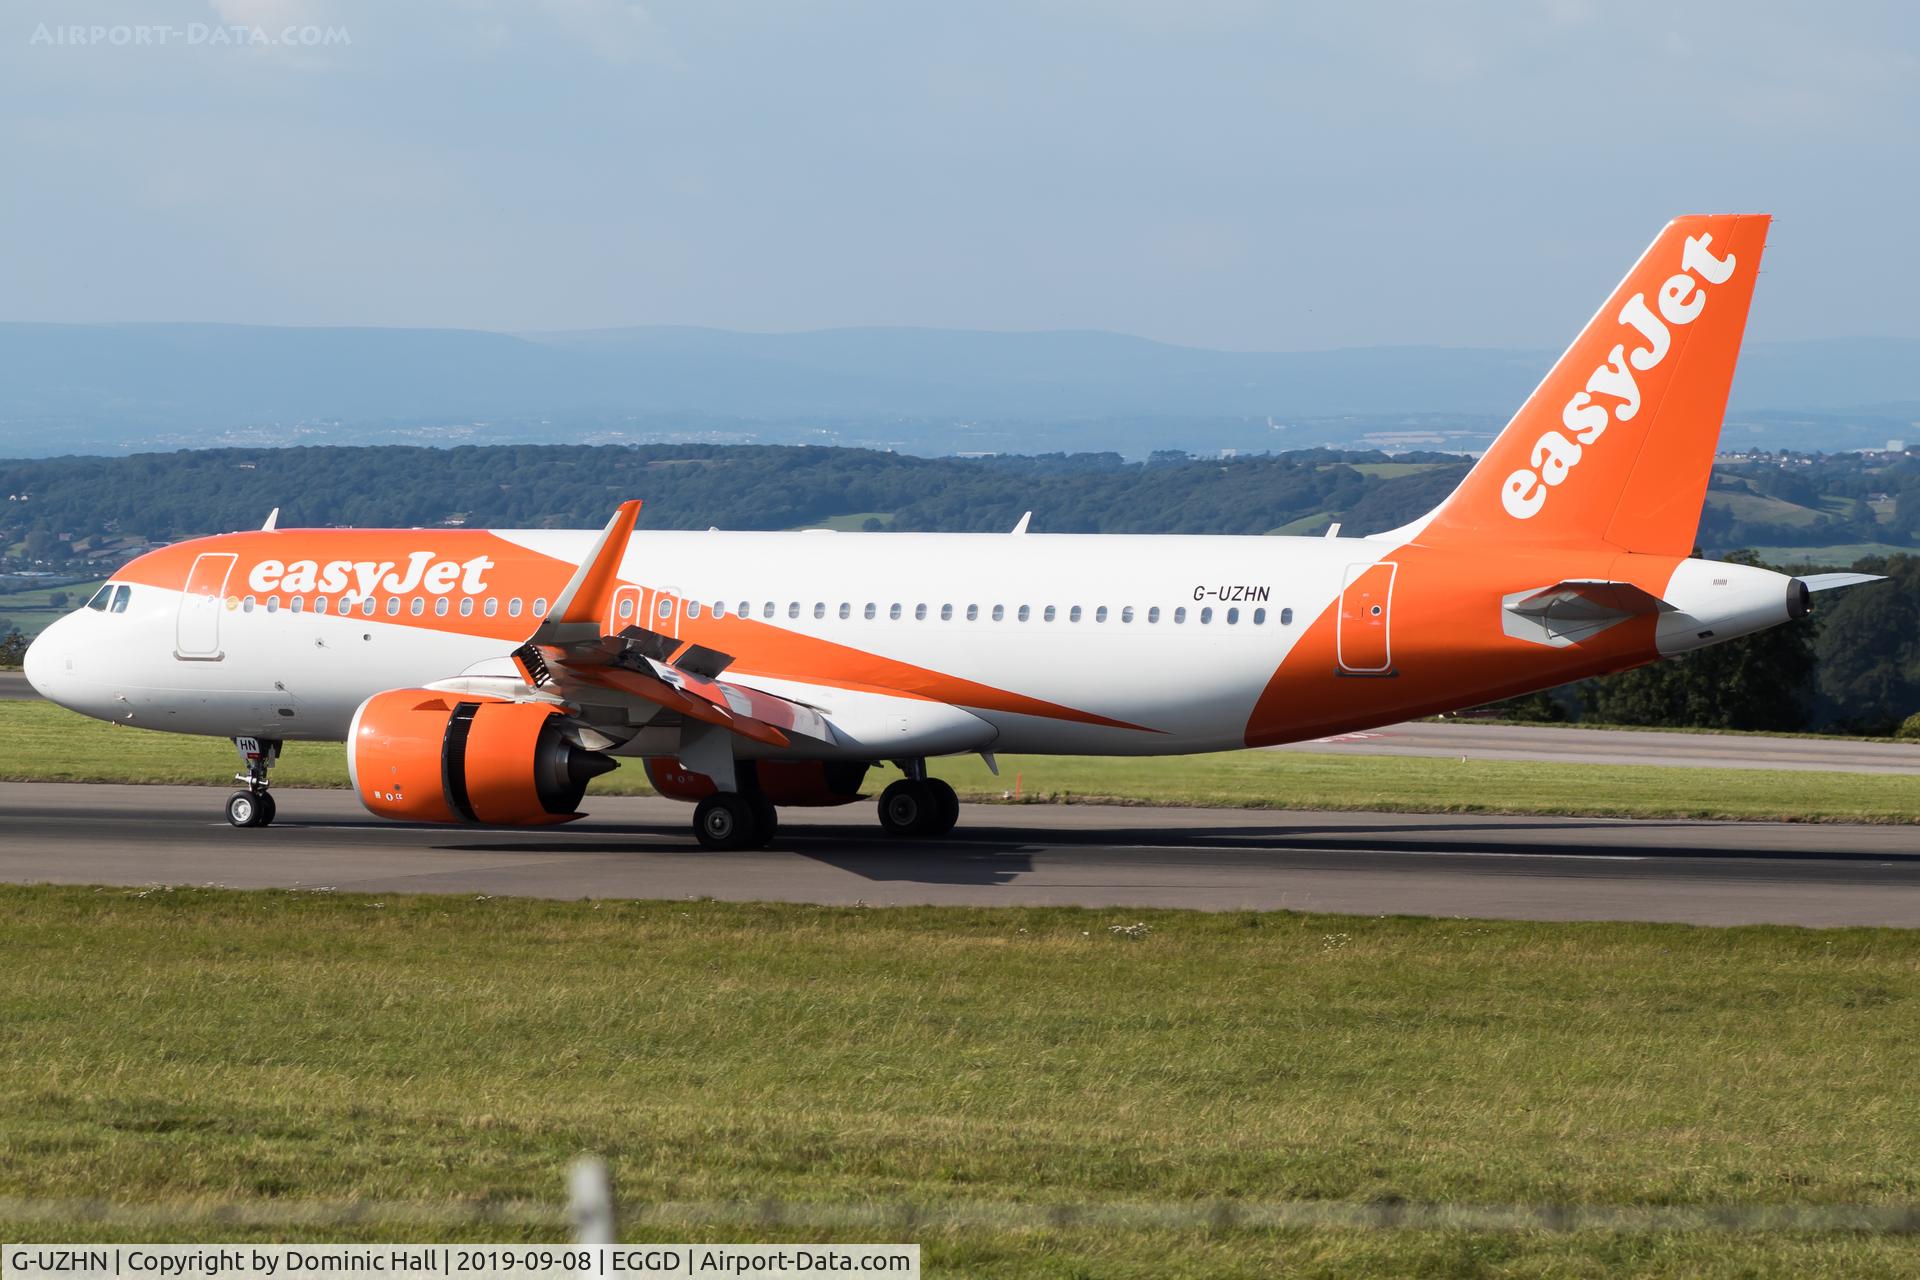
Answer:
[{"left": 408, "top": 813, "right": 1920, "bottom": 881}]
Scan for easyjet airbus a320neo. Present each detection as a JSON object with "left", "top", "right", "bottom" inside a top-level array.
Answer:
[{"left": 24, "top": 215, "right": 1884, "bottom": 848}]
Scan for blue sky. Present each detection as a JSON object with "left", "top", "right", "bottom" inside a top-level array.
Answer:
[{"left": 3, "top": 1, "right": 1915, "bottom": 348}]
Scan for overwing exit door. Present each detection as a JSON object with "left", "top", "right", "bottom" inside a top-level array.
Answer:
[
  {"left": 609, "top": 584, "right": 644, "bottom": 634},
  {"left": 1337, "top": 561, "right": 1397, "bottom": 675},
  {"left": 647, "top": 587, "right": 684, "bottom": 640},
  {"left": 175, "top": 552, "right": 237, "bottom": 660}
]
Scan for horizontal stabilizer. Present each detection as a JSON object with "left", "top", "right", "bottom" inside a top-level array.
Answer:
[
  {"left": 1800, "top": 572, "right": 1887, "bottom": 594},
  {"left": 1502, "top": 579, "right": 1670, "bottom": 649}
]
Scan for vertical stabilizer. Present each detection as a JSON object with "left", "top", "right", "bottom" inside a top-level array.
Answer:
[{"left": 1407, "top": 214, "right": 1770, "bottom": 555}]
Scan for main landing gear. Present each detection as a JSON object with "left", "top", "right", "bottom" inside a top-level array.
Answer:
[
  {"left": 225, "top": 736, "right": 281, "bottom": 828},
  {"left": 877, "top": 761, "right": 959, "bottom": 838},
  {"left": 692, "top": 790, "right": 779, "bottom": 852}
]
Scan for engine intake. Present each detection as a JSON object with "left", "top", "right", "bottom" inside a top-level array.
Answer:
[{"left": 348, "top": 689, "right": 616, "bottom": 825}]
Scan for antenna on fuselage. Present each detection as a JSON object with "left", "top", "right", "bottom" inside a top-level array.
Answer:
[
  {"left": 1010, "top": 511, "right": 1032, "bottom": 534},
  {"left": 261, "top": 508, "right": 280, "bottom": 531}
]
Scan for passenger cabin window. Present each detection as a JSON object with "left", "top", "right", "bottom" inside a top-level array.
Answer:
[
  {"left": 385, "top": 598, "right": 400, "bottom": 617},
  {"left": 915, "top": 603, "right": 927, "bottom": 621},
  {"left": 508, "top": 598, "right": 523, "bottom": 617},
  {"left": 1173, "top": 607, "right": 1186, "bottom": 624},
  {"left": 813, "top": 603, "right": 826, "bottom": 620},
  {"left": 434, "top": 598, "right": 449, "bottom": 616},
  {"left": 864, "top": 603, "right": 877, "bottom": 620},
  {"left": 1280, "top": 607, "right": 1293, "bottom": 625},
  {"left": 1095, "top": 605, "right": 1108, "bottom": 623},
  {"left": 290, "top": 596, "right": 305, "bottom": 615},
  {"left": 966, "top": 604, "right": 979, "bottom": 621},
  {"left": 1200, "top": 606, "right": 1213, "bottom": 623},
  {"left": 889, "top": 603, "right": 903, "bottom": 621},
  {"left": 1043, "top": 605, "right": 1056, "bottom": 622},
  {"left": 1253, "top": 607, "right": 1266, "bottom": 624},
  {"left": 411, "top": 597, "right": 426, "bottom": 616},
  {"left": 619, "top": 598, "right": 635, "bottom": 619},
  {"left": 484, "top": 598, "right": 498, "bottom": 617},
  {"left": 242, "top": 596, "right": 256, "bottom": 613},
  {"left": 992, "top": 604, "right": 1005, "bottom": 621},
  {"left": 763, "top": 602, "right": 775, "bottom": 619},
  {"left": 941, "top": 604, "right": 953, "bottom": 621},
  {"left": 712, "top": 601, "right": 726, "bottom": 618},
  {"left": 687, "top": 601, "right": 703, "bottom": 619},
  {"left": 839, "top": 603, "right": 851, "bottom": 620},
  {"left": 1069, "top": 605, "right": 1082, "bottom": 623},
  {"left": 1122, "top": 606, "right": 1135, "bottom": 623},
  {"left": 1017, "top": 605, "right": 1030, "bottom": 622},
  {"left": 788, "top": 602, "right": 800, "bottom": 619},
  {"left": 1226, "top": 607, "right": 1239, "bottom": 624},
  {"left": 460, "top": 598, "right": 474, "bottom": 617},
  {"left": 533, "top": 598, "right": 548, "bottom": 617},
  {"left": 314, "top": 597, "right": 329, "bottom": 615},
  {"left": 1148, "top": 606, "right": 1161, "bottom": 623}
]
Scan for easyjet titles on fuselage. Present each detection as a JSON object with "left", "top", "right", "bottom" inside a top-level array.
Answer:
[{"left": 246, "top": 552, "right": 495, "bottom": 599}]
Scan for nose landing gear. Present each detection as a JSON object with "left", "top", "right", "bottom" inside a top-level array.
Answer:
[{"left": 225, "top": 736, "right": 281, "bottom": 828}]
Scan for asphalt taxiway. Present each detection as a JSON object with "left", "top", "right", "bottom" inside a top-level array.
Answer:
[{"left": 2, "top": 782, "right": 1914, "bottom": 927}]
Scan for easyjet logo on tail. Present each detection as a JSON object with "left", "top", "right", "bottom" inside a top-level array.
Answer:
[
  {"left": 247, "top": 552, "right": 495, "bottom": 597},
  {"left": 1502, "top": 234, "right": 1739, "bottom": 520}
]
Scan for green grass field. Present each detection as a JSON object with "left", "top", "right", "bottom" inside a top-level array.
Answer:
[
  {"left": 2, "top": 886, "right": 1917, "bottom": 1275},
  {"left": 1, "top": 701, "right": 1914, "bottom": 823}
]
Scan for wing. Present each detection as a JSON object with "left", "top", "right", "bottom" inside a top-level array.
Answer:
[{"left": 509, "top": 500, "right": 831, "bottom": 749}]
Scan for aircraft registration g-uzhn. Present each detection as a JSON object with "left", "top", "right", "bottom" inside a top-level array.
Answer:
[{"left": 25, "top": 215, "right": 1884, "bottom": 848}]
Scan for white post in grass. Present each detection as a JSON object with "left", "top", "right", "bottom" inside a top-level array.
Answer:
[{"left": 569, "top": 1155, "right": 616, "bottom": 1244}]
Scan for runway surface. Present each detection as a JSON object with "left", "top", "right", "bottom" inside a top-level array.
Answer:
[
  {"left": 0, "top": 670, "right": 37, "bottom": 700},
  {"left": 1272, "top": 719, "right": 1920, "bottom": 773},
  {"left": 3, "top": 782, "right": 1916, "bottom": 927}
]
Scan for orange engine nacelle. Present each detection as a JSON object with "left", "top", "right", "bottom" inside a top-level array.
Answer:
[
  {"left": 348, "top": 690, "right": 616, "bottom": 825},
  {"left": 644, "top": 757, "right": 870, "bottom": 807}
]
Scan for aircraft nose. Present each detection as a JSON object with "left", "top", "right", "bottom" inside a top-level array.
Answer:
[{"left": 22, "top": 616, "right": 66, "bottom": 699}]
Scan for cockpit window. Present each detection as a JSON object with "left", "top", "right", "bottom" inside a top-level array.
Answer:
[
  {"left": 110, "top": 585, "right": 131, "bottom": 614},
  {"left": 86, "top": 585, "right": 113, "bottom": 611}
]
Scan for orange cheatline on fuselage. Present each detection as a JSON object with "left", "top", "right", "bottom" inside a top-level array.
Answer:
[
  {"left": 1243, "top": 545, "right": 1682, "bottom": 748},
  {"left": 114, "top": 528, "right": 1157, "bottom": 734}
]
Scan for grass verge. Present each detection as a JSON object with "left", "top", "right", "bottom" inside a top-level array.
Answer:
[
  {"left": 1, "top": 701, "right": 1915, "bottom": 823},
  {"left": 1, "top": 886, "right": 1917, "bottom": 1275}
]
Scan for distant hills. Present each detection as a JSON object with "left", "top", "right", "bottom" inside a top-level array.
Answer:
[{"left": 0, "top": 322, "right": 1914, "bottom": 457}]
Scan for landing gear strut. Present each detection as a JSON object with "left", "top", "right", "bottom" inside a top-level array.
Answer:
[
  {"left": 226, "top": 736, "right": 280, "bottom": 828},
  {"left": 878, "top": 760, "right": 959, "bottom": 837}
]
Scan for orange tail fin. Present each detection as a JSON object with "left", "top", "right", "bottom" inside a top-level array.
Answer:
[{"left": 1407, "top": 214, "right": 1770, "bottom": 555}]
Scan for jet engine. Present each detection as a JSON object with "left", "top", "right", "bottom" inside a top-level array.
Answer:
[
  {"left": 348, "top": 689, "right": 616, "bottom": 824},
  {"left": 644, "top": 757, "right": 870, "bottom": 807}
]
